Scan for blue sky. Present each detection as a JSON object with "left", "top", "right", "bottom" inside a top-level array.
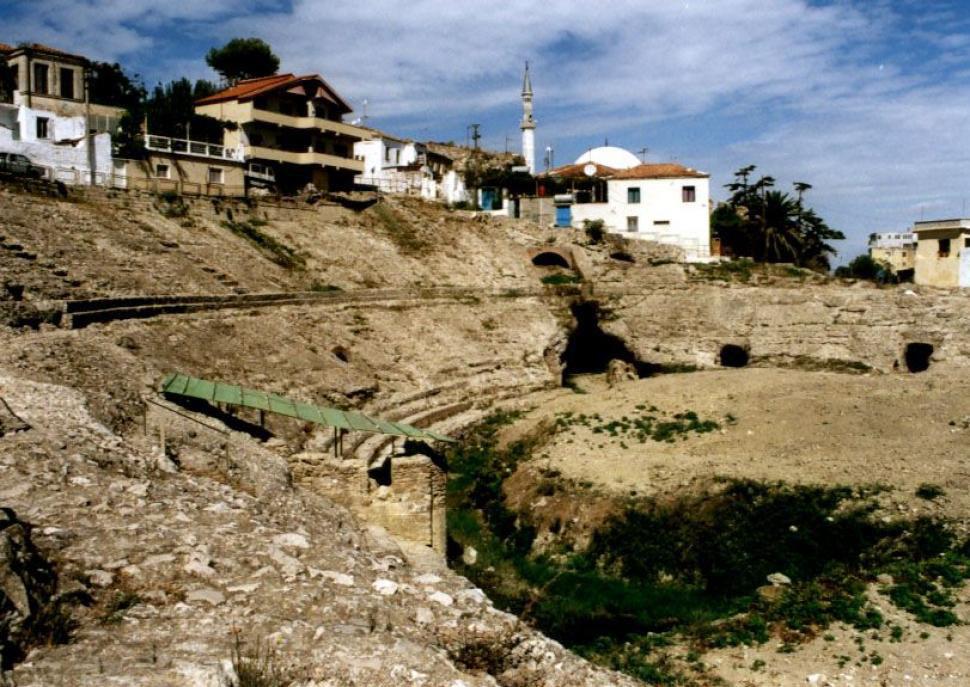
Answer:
[{"left": 4, "top": 0, "right": 970, "bottom": 261}]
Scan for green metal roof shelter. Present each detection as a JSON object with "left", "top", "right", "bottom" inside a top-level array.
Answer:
[{"left": 160, "top": 372, "right": 456, "bottom": 445}]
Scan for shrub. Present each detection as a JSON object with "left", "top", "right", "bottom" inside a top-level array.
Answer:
[
  {"left": 583, "top": 219, "right": 606, "bottom": 244},
  {"left": 835, "top": 254, "right": 894, "bottom": 282},
  {"left": 915, "top": 483, "right": 945, "bottom": 501},
  {"left": 231, "top": 634, "right": 292, "bottom": 687},
  {"left": 222, "top": 219, "right": 304, "bottom": 269},
  {"left": 540, "top": 272, "right": 582, "bottom": 285}
]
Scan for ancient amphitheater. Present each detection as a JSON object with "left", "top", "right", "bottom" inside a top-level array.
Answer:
[{"left": 1, "top": 182, "right": 969, "bottom": 686}]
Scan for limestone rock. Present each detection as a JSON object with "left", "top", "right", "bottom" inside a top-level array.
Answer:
[
  {"left": 767, "top": 571, "right": 792, "bottom": 586},
  {"left": 606, "top": 359, "right": 638, "bottom": 386},
  {"left": 373, "top": 578, "right": 399, "bottom": 596},
  {"left": 461, "top": 546, "right": 478, "bottom": 567},
  {"left": 185, "top": 588, "right": 225, "bottom": 606}
]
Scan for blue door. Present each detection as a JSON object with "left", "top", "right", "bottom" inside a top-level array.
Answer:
[
  {"left": 481, "top": 188, "right": 496, "bottom": 211},
  {"left": 555, "top": 205, "right": 572, "bottom": 227}
]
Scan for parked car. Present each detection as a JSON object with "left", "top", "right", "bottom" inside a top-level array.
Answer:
[{"left": 0, "top": 152, "right": 46, "bottom": 179}]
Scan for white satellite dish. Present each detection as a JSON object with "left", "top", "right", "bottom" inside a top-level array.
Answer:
[{"left": 583, "top": 163, "right": 597, "bottom": 177}]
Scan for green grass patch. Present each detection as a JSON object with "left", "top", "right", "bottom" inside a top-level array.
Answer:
[
  {"left": 553, "top": 407, "right": 721, "bottom": 443},
  {"left": 222, "top": 219, "right": 305, "bottom": 269},
  {"left": 446, "top": 414, "right": 970, "bottom": 684},
  {"left": 540, "top": 272, "right": 583, "bottom": 285},
  {"left": 370, "top": 201, "right": 428, "bottom": 253}
]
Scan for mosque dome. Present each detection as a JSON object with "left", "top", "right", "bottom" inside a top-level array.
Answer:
[{"left": 574, "top": 146, "right": 641, "bottom": 170}]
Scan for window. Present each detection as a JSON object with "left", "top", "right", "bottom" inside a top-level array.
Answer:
[
  {"left": 627, "top": 216, "right": 639, "bottom": 232},
  {"left": 938, "top": 238, "right": 951, "bottom": 258},
  {"left": 35, "top": 117, "right": 49, "bottom": 139},
  {"left": 154, "top": 164, "right": 170, "bottom": 179},
  {"left": 627, "top": 187, "right": 640, "bottom": 204},
  {"left": 33, "top": 63, "right": 49, "bottom": 94},
  {"left": 682, "top": 185, "right": 696, "bottom": 203},
  {"left": 60, "top": 68, "right": 74, "bottom": 99},
  {"left": 965, "top": 238, "right": 970, "bottom": 249},
  {"left": 207, "top": 167, "right": 224, "bottom": 184},
  {"left": 654, "top": 220, "right": 670, "bottom": 226}
]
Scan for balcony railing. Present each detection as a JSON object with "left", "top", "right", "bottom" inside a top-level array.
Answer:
[{"left": 144, "top": 135, "right": 244, "bottom": 162}]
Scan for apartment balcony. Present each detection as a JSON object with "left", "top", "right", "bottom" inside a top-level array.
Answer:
[
  {"left": 247, "top": 145, "right": 364, "bottom": 173},
  {"left": 236, "top": 102, "right": 368, "bottom": 140},
  {"left": 145, "top": 135, "right": 245, "bottom": 162}
]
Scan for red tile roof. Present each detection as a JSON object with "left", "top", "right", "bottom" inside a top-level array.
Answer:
[
  {"left": 0, "top": 43, "right": 14, "bottom": 54},
  {"left": 195, "top": 73, "right": 296, "bottom": 105},
  {"left": 195, "top": 73, "right": 352, "bottom": 114},
  {"left": 608, "top": 163, "right": 709, "bottom": 180},
  {"left": 546, "top": 162, "right": 708, "bottom": 180}
]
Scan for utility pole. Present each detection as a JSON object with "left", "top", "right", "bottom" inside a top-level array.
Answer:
[
  {"left": 85, "top": 66, "right": 95, "bottom": 186},
  {"left": 470, "top": 124, "right": 481, "bottom": 150},
  {"left": 505, "top": 134, "right": 511, "bottom": 154}
]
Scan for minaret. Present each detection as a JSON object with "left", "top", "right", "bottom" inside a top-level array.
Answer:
[{"left": 520, "top": 62, "right": 536, "bottom": 174}]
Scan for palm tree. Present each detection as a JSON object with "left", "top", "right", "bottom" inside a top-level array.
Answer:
[{"left": 759, "top": 190, "right": 803, "bottom": 262}]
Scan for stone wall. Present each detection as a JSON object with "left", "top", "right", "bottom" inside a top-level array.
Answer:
[
  {"left": 599, "top": 283, "right": 970, "bottom": 373},
  {"left": 290, "top": 451, "right": 447, "bottom": 553}
]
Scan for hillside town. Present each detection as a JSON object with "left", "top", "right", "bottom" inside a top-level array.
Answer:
[
  {"left": 3, "top": 39, "right": 966, "bottom": 286},
  {"left": 2, "top": 15, "right": 970, "bottom": 687}
]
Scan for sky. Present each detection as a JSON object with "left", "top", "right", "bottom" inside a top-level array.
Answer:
[{"left": 3, "top": 0, "right": 970, "bottom": 261}]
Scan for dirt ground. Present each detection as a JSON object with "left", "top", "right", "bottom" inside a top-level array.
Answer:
[
  {"left": 511, "top": 367, "right": 970, "bottom": 525},
  {"left": 503, "top": 366, "right": 970, "bottom": 686}
]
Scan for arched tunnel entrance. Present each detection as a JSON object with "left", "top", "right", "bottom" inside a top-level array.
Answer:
[
  {"left": 904, "top": 343, "right": 933, "bottom": 373},
  {"left": 532, "top": 251, "right": 571, "bottom": 268},
  {"left": 560, "top": 301, "right": 650, "bottom": 383}
]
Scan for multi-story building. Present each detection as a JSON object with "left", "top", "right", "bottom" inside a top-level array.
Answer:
[
  {"left": 195, "top": 73, "right": 367, "bottom": 193},
  {"left": 0, "top": 42, "right": 123, "bottom": 184},
  {"left": 868, "top": 231, "right": 916, "bottom": 277}
]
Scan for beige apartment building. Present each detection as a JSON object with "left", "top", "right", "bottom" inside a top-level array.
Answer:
[
  {"left": 913, "top": 219, "right": 970, "bottom": 288},
  {"left": 195, "top": 73, "right": 367, "bottom": 193},
  {"left": 868, "top": 232, "right": 916, "bottom": 279}
]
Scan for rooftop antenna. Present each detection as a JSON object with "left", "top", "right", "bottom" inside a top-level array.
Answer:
[
  {"left": 362, "top": 99, "right": 369, "bottom": 125},
  {"left": 470, "top": 123, "right": 481, "bottom": 150},
  {"left": 636, "top": 147, "right": 648, "bottom": 162}
]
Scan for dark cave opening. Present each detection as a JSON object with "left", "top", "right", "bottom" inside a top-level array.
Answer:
[
  {"left": 560, "top": 301, "right": 650, "bottom": 383},
  {"left": 719, "top": 344, "right": 750, "bottom": 368},
  {"left": 904, "top": 342, "right": 933, "bottom": 373},
  {"left": 532, "top": 252, "right": 571, "bottom": 268}
]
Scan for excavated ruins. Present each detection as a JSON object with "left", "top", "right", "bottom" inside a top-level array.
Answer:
[{"left": 1, "top": 182, "right": 970, "bottom": 686}]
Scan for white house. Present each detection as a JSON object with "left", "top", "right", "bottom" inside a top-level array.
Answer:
[
  {"left": 0, "top": 42, "right": 119, "bottom": 185},
  {"left": 354, "top": 129, "right": 468, "bottom": 204},
  {"left": 544, "top": 146, "right": 712, "bottom": 261}
]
